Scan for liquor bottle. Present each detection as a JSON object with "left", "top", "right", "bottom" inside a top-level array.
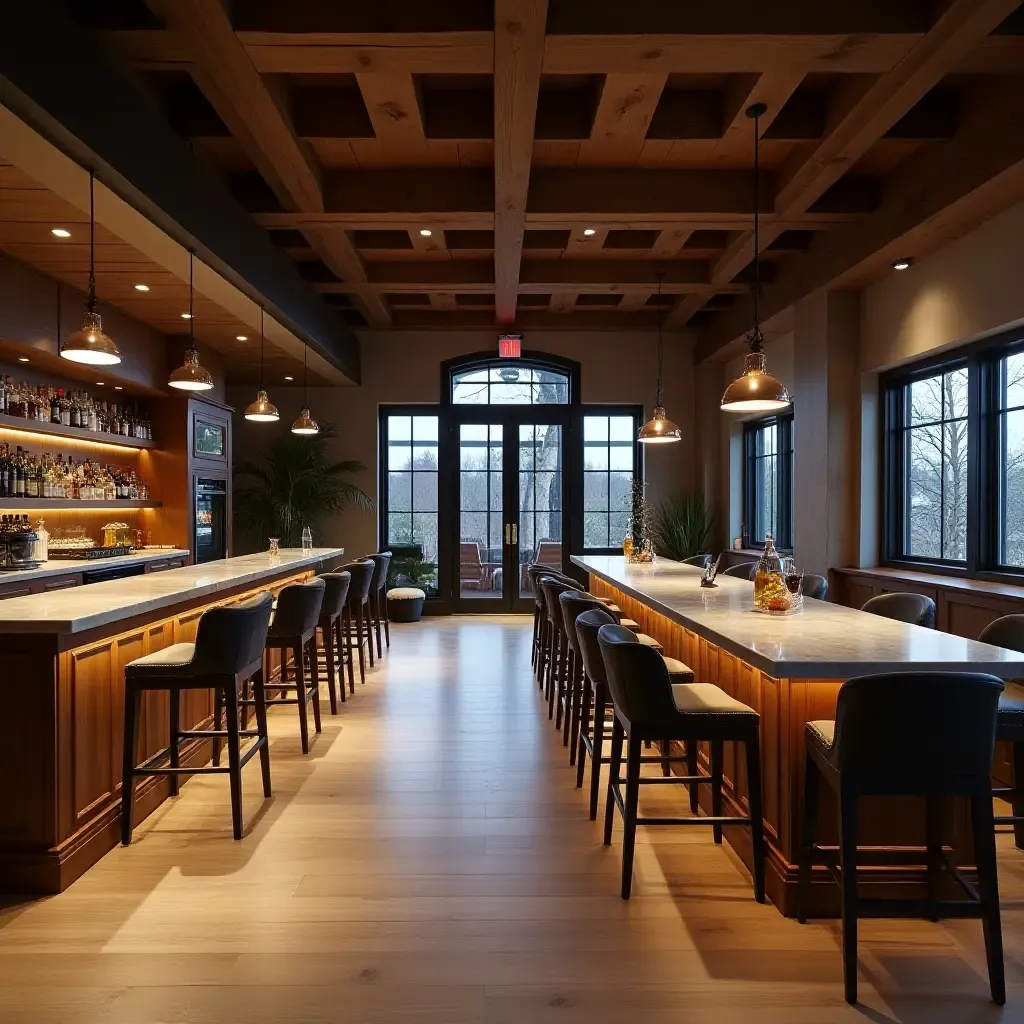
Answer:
[{"left": 0, "top": 444, "right": 7, "bottom": 499}]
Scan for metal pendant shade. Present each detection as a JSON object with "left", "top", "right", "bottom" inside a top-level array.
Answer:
[
  {"left": 638, "top": 271, "right": 681, "bottom": 444},
  {"left": 291, "top": 343, "right": 319, "bottom": 435},
  {"left": 721, "top": 103, "right": 791, "bottom": 415},
  {"left": 244, "top": 308, "right": 280, "bottom": 422},
  {"left": 61, "top": 170, "right": 122, "bottom": 366},
  {"left": 168, "top": 252, "right": 214, "bottom": 392}
]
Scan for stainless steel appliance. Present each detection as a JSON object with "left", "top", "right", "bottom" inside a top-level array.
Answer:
[{"left": 194, "top": 477, "right": 227, "bottom": 564}]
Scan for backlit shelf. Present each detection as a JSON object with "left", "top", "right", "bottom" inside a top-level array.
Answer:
[
  {"left": 0, "top": 500, "right": 161, "bottom": 510},
  {"left": 0, "top": 413, "right": 156, "bottom": 450}
]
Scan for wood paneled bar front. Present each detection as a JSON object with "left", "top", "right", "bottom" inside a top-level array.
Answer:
[
  {"left": 572, "top": 555, "right": 1024, "bottom": 917},
  {"left": 0, "top": 548, "right": 343, "bottom": 894}
]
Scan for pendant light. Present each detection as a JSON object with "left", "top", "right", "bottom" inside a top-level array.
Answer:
[
  {"left": 61, "top": 170, "right": 122, "bottom": 366},
  {"left": 290, "top": 343, "right": 319, "bottom": 435},
  {"left": 168, "top": 251, "right": 214, "bottom": 391},
  {"left": 720, "top": 103, "right": 792, "bottom": 414},
  {"left": 638, "top": 271, "right": 681, "bottom": 444},
  {"left": 244, "top": 307, "right": 280, "bottom": 422}
]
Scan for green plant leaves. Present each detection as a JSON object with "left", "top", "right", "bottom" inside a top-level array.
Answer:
[{"left": 652, "top": 492, "right": 714, "bottom": 561}]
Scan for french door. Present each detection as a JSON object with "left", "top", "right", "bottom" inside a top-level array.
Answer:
[{"left": 450, "top": 410, "right": 570, "bottom": 612}]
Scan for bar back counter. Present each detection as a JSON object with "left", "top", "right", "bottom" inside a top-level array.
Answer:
[
  {"left": 0, "top": 547, "right": 344, "bottom": 893},
  {"left": 573, "top": 555, "right": 1024, "bottom": 915}
]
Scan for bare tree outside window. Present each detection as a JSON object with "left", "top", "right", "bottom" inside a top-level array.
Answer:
[{"left": 1000, "top": 352, "right": 1024, "bottom": 567}]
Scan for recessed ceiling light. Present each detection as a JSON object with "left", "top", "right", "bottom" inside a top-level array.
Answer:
[
  {"left": 419, "top": 228, "right": 432, "bottom": 237},
  {"left": 96, "top": 381, "right": 105, "bottom": 386},
  {"left": 892, "top": 258, "right": 912, "bottom": 271},
  {"left": 284, "top": 375, "right": 294, "bottom": 381},
  {"left": 114, "top": 385, "right": 123, "bottom": 391},
  {"left": 236, "top": 334, "right": 248, "bottom": 341},
  {"left": 18, "top": 357, "right": 29, "bottom": 363},
  {"left": 181, "top": 312, "right": 192, "bottom": 319},
  {"left": 134, "top": 283, "right": 150, "bottom": 292},
  {"left": 51, "top": 228, "right": 71, "bottom": 238},
  {"left": 583, "top": 228, "right": 597, "bottom": 237}
]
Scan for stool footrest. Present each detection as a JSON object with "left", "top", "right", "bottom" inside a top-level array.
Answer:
[
  {"left": 177, "top": 728, "right": 261, "bottom": 739},
  {"left": 636, "top": 814, "right": 752, "bottom": 826}
]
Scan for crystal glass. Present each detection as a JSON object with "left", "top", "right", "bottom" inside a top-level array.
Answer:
[
  {"left": 268, "top": 537, "right": 280, "bottom": 557},
  {"left": 301, "top": 526, "right": 313, "bottom": 553},
  {"left": 753, "top": 535, "right": 791, "bottom": 612}
]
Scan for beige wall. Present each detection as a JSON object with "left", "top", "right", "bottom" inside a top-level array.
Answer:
[{"left": 229, "top": 329, "right": 696, "bottom": 556}]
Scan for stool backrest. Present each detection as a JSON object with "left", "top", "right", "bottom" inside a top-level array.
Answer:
[
  {"left": 319, "top": 571, "right": 351, "bottom": 618},
  {"left": 369, "top": 552, "right": 392, "bottom": 593},
  {"left": 801, "top": 573, "right": 828, "bottom": 601},
  {"left": 861, "top": 592, "right": 935, "bottom": 628},
  {"left": 342, "top": 559, "right": 375, "bottom": 604},
  {"left": 575, "top": 607, "right": 616, "bottom": 686},
  {"left": 559, "top": 591, "right": 607, "bottom": 657},
  {"left": 270, "top": 578, "right": 325, "bottom": 638},
  {"left": 525, "top": 563, "right": 552, "bottom": 602},
  {"left": 978, "top": 614, "right": 1024, "bottom": 654},
  {"left": 597, "top": 623, "right": 676, "bottom": 727},
  {"left": 540, "top": 575, "right": 581, "bottom": 627},
  {"left": 193, "top": 592, "right": 274, "bottom": 676},
  {"left": 832, "top": 672, "right": 1002, "bottom": 785},
  {"left": 722, "top": 560, "right": 758, "bottom": 579},
  {"left": 682, "top": 553, "right": 712, "bottom": 569}
]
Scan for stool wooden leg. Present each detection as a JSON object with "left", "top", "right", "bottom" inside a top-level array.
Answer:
[
  {"left": 746, "top": 731, "right": 765, "bottom": 904},
  {"left": 334, "top": 617, "right": 347, "bottom": 703},
  {"left": 120, "top": 686, "right": 142, "bottom": 846},
  {"left": 324, "top": 623, "right": 338, "bottom": 715},
  {"left": 589, "top": 690, "right": 606, "bottom": 821},
  {"left": 576, "top": 678, "right": 592, "bottom": 788},
  {"left": 838, "top": 784, "right": 859, "bottom": 1005},
  {"left": 372, "top": 592, "right": 383, "bottom": 660},
  {"left": 212, "top": 685, "right": 223, "bottom": 767},
  {"left": 365, "top": 600, "right": 375, "bottom": 668},
  {"left": 925, "top": 795, "right": 943, "bottom": 921},
  {"left": 168, "top": 688, "right": 180, "bottom": 797},
  {"left": 382, "top": 591, "right": 390, "bottom": 648},
  {"left": 1012, "top": 742, "right": 1024, "bottom": 851},
  {"left": 253, "top": 668, "right": 272, "bottom": 798},
  {"left": 660, "top": 739, "right": 671, "bottom": 777},
  {"left": 309, "top": 637, "right": 322, "bottom": 735},
  {"left": 687, "top": 741, "right": 699, "bottom": 813},
  {"left": 620, "top": 733, "right": 642, "bottom": 900},
  {"left": 797, "top": 752, "right": 818, "bottom": 923},
  {"left": 562, "top": 649, "right": 575, "bottom": 749},
  {"left": 343, "top": 611, "right": 356, "bottom": 695},
  {"left": 971, "top": 788, "right": 1006, "bottom": 1005},
  {"left": 604, "top": 717, "right": 624, "bottom": 846},
  {"left": 531, "top": 607, "right": 539, "bottom": 668},
  {"left": 224, "top": 681, "right": 244, "bottom": 840},
  {"left": 295, "top": 644, "right": 310, "bottom": 755},
  {"left": 355, "top": 605, "right": 367, "bottom": 683},
  {"left": 537, "top": 615, "right": 547, "bottom": 686},
  {"left": 711, "top": 738, "right": 724, "bottom": 844}
]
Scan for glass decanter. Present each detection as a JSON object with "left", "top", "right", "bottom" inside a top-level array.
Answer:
[{"left": 752, "top": 534, "right": 791, "bottom": 612}]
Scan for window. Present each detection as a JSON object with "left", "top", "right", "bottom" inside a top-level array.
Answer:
[
  {"left": 882, "top": 333, "right": 1024, "bottom": 580},
  {"left": 383, "top": 414, "right": 439, "bottom": 595},
  {"left": 744, "top": 414, "right": 793, "bottom": 549},
  {"left": 451, "top": 363, "right": 570, "bottom": 405},
  {"left": 583, "top": 413, "right": 638, "bottom": 550}
]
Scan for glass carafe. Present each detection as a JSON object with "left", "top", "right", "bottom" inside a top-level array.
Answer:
[{"left": 753, "top": 535, "right": 791, "bottom": 612}]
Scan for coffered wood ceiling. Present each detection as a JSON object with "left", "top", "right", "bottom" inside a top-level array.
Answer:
[{"left": 76, "top": 0, "right": 1024, "bottom": 359}]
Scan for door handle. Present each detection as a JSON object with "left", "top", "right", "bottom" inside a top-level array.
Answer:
[
  {"left": 511, "top": 523, "right": 518, "bottom": 545},
  {"left": 504, "top": 523, "right": 511, "bottom": 545}
]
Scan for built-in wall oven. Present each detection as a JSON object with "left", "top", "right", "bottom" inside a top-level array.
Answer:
[{"left": 194, "top": 477, "right": 227, "bottom": 564}]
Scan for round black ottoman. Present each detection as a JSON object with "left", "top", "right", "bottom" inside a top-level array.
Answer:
[{"left": 387, "top": 587, "right": 425, "bottom": 622}]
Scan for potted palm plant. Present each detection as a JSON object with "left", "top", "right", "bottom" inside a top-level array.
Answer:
[
  {"left": 651, "top": 492, "right": 715, "bottom": 561},
  {"left": 233, "top": 423, "right": 373, "bottom": 551}
]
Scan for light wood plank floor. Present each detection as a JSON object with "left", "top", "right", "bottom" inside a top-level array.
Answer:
[{"left": 3, "top": 615, "right": 1024, "bottom": 1022}]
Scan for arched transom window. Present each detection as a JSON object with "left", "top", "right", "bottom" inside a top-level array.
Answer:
[{"left": 451, "top": 362, "right": 570, "bottom": 405}]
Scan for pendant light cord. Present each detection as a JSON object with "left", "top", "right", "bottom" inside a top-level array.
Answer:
[
  {"left": 747, "top": 103, "right": 765, "bottom": 353},
  {"left": 188, "top": 251, "right": 195, "bottom": 349},
  {"left": 303, "top": 344, "right": 308, "bottom": 406},
  {"left": 259, "top": 306, "right": 265, "bottom": 390},
  {"left": 56, "top": 281, "right": 61, "bottom": 341},
  {"left": 655, "top": 270, "right": 665, "bottom": 405},
  {"left": 87, "top": 171, "right": 96, "bottom": 313}
]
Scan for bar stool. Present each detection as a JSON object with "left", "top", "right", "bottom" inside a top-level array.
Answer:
[
  {"left": 598, "top": 623, "right": 765, "bottom": 902},
  {"left": 978, "top": 615, "right": 1024, "bottom": 848},
  {"left": 802, "top": 573, "right": 829, "bottom": 601},
  {"left": 367, "top": 552, "right": 392, "bottom": 660},
  {"left": 121, "top": 593, "right": 274, "bottom": 843},
  {"left": 722, "top": 560, "right": 758, "bottom": 579},
  {"left": 539, "top": 575, "right": 584, "bottom": 720},
  {"left": 798, "top": 671, "right": 1005, "bottom": 1006},
  {"left": 317, "top": 571, "right": 351, "bottom": 714},
  {"left": 342, "top": 559, "right": 375, "bottom": 685},
  {"left": 260, "top": 578, "right": 325, "bottom": 754},
  {"left": 682, "top": 554, "right": 712, "bottom": 569},
  {"left": 861, "top": 592, "right": 935, "bottom": 627},
  {"left": 526, "top": 563, "right": 551, "bottom": 676},
  {"left": 574, "top": 606, "right": 695, "bottom": 818}
]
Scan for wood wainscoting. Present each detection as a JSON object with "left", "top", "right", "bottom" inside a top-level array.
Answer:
[
  {"left": 0, "top": 569, "right": 312, "bottom": 895},
  {"left": 589, "top": 575, "right": 975, "bottom": 917}
]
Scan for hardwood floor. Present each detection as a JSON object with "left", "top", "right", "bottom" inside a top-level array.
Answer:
[{"left": 2, "top": 615, "right": 1024, "bottom": 1022}]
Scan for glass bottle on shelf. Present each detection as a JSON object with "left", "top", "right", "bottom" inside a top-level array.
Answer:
[{"left": 752, "top": 534, "right": 791, "bottom": 613}]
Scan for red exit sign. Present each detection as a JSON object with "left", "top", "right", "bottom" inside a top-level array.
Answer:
[{"left": 498, "top": 333, "right": 522, "bottom": 358}]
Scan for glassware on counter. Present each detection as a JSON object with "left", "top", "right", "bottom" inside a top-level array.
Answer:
[
  {"left": 102, "top": 522, "right": 133, "bottom": 548},
  {"left": 268, "top": 537, "right": 280, "bottom": 557},
  {"left": 301, "top": 526, "right": 313, "bottom": 553},
  {"left": 752, "top": 535, "right": 793, "bottom": 613},
  {"left": 33, "top": 519, "right": 48, "bottom": 562}
]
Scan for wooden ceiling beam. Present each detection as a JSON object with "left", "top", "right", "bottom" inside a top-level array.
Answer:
[
  {"left": 548, "top": 292, "right": 577, "bottom": 313},
  {"left": 304, "top": 228, "right": 392, "bottom": 327},
  {"left": 650, "top": 227, "right": 693, "bottom": 258},
  {"left": 355, "top": 73, "right": 426, "bottom": 153},
  {"left": 577, "top": 73, "right": 668, "bottom": 165},
  {"left": 493, "top": 0, "right": 548, "bottom": 323}
]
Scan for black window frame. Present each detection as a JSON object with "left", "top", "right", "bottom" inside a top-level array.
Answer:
[
  {"left": 743, "top": 412, "right": 793, "bottom": 551},
  {"left": 881, "top": 325, "right": 1024, "bottom": 582}
]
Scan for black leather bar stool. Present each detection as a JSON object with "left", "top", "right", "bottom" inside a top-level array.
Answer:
[
  {"left": 317, "top": 571, "right": 351, "bottom": 714},
  {"left": 598, "top": 623, "right": 765, "bottom": 902},
  {"left": 861, "top": 591, "right": 936, "bottom": 627},
  {"left": 121, "top": 593, "right": 274, "bottom": 843},
  {"left": 342, "top": 559, "right": 375, "bottom": 685},
  {"left": 978, "top": 615, "right": 1024, "bottom": 848},
  {"left": 539, "top": 575, "right": 584, "bottom": 721},
  {"left": 367, "top": 552, "right": 392, "bottom": 660},
  {"left": 798, "top": 671, "right": 1005, "bottom": 1006},
  {"left": 802, "top": 573, "right": 829, "bottom": 601},
  {"left": 574, "top": 607, "right": 695, "bottom": 818},
  {"left": 260, "top": 578, "right": 325, "bottom": 754},
  {"left": 682, "top": 554, "right": 712, "bottom": 569},
  {"left": 722, "top": 560, "right": 758, "bottom": 579},
  {"left": 526, "top": 563, "right": 552, "bottom": 676}
]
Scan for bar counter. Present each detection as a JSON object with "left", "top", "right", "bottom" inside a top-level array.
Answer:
[
  {"left": 572, "top": 555, "right": 1024, "bottom": 915},
  {"left": 0, "top": 547, "right": 344, "bottom": 893}
]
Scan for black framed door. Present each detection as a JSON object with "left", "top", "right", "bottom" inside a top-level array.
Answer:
[{"left": 447, "top": 407, "right": 571, "bottom": 612}]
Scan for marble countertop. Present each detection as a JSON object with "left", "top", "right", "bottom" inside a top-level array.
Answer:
[
  {"left": 0, "top": 548, "right": 345, "bottom": 635},
  {"left": 572, "top": 555, "right": 1024, "bottom": 679},
  {"left": 0, "top": 548, "right": 190, "bottom": 584}
]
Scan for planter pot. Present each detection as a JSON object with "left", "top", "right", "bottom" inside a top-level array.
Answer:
[{"left": 387, "top": 587, "right": 425, "bottom": 622}]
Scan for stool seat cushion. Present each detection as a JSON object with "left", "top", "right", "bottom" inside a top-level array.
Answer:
[
  {"left": 388, "top": 587, "right": 426, "bottom": 600},
  {"left": 600, "top": 601, "right": 621, "bottom": 614},
  {"left": 805, "top": 719, "right": 836, "bottom": 755},
  {"left": 126, "top": 643, "right": 196, "bottom": 674},
  {"left": 671, "top": 682, "right": 756, "bottom": 717},
  {"left": 661, "top": 656, "right": 695, "bottom": 684},
  {"left": 634, "top": 633, "right": 664, "bottom": 651},
  {"left": 619, "top": 618, "right": 640, "bottom": 631}
]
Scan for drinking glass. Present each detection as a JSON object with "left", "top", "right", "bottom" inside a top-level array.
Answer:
[{"left": 268, "top": 537, "right": 280, "bottom": 557}]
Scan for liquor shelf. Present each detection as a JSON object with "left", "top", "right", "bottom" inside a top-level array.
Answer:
[
  {"left": 0, "top": 412, "right": 157, "bottom": 449},
  {"left": 0, "top": 499, "right": 161, "bottom": 510}
]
